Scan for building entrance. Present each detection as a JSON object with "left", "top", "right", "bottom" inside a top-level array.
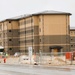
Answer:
[{"left": 49, "top": 45, "right": 63, "bottom": 53}]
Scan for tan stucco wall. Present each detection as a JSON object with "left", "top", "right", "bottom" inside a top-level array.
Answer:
[
  {"left": 11, "top": 21, "right": 19, "bottom": 29},
  {"left": 39, "top": 15, "right": 70, "bottom": 35}
]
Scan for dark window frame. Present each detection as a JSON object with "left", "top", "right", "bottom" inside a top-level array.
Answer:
[
  {"left": 9, "top": 21, "right": 11, "bottom": 23},
  {"left": 40, "top": 39, "right": 41, "bottom": 42},
  {"left": 9, "top": 48, "right": 12, "bottom": 50},
  {"left": 9, "top": 30, "right": 12, "bottom": 32},
  {"left": 9, "top": 39, "right": 12, "bottom": 41}
]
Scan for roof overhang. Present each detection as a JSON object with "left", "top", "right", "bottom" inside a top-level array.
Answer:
[
  {"left": 50, "top": 45, "right": 63, "bottom": 50},
  {"left": 0, "top": 46, "right": 4, "bottom": 52}
]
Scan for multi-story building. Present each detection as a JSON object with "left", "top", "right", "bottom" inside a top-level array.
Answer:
[
  {"left": 0, "top": 11, "right": 71, "bottom": 54},
  {"left": 70, "top": 27, "right": 75, "bottom": 51},
  {"left": 0, "top": 19, "right": 19, "bottom": 54},
  {"left": 19, "top": 11, "right": 71, "bottom": 53}
]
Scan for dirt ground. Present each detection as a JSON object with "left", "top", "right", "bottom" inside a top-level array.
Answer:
[{"left": 0, "top": 55, "right": 75, "bottom": 66}]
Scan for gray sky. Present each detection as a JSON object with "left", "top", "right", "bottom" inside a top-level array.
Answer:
[{"left": 0, "top": 0, "right": 74, "bottom": 27}]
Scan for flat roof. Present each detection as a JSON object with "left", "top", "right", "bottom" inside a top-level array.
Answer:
[
  {"left": 0, "top": 10, "right": 71, "bottom": 22},
  {"left": 70, "top": 27, "right": 75, "bottom": 31},
  {"left": 32, "top": 10, "right": 71, "bottom": 15}
]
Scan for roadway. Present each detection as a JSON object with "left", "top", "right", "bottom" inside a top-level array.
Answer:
[{"left": 0, "top": 64, "right": 74, "bottom": 75}]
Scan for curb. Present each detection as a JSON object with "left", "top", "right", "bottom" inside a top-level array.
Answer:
[{"left": 0, "top": 63, "right": 75, "bottom": 70}]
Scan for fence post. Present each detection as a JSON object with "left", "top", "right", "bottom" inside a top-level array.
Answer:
[
  {"left": 71, "top": 52, "right": 73, "bottom": 65},
  {"left": 39, "top": 50, "right": 42, "bottom": 65}
]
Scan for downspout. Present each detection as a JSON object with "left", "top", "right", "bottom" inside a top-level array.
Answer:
[
  {"left": 3, "top": 22, "right": 5, "bottom": 52},
  {"left": 66, "top": 15, "right": 69, "bottom": 52},
  {"left": 11, "top": 21, "right": 14, "bottom": 54},
  {"left": 68, "top": 15, "right": 70, "bottom": 52},
  {"left": 24, "top": 19, "right": 26, "bottom": 54},
  {"left": 42, "top": 15, "right": 44, "bottom": 52},
  {"left": 31, "top": 17, "right": 33, "bottom": 53},
  {"left": 66, "top": 15, "right": 67, "bottom": 52}
]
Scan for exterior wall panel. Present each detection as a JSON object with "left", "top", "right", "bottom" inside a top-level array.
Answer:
[{"left": 70, "top": 29, "right": 75, "bottom": 51}]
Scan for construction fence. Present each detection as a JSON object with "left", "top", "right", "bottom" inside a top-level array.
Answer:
[{"left": 19, "top": 52, "right": 75, "bottom": 65}]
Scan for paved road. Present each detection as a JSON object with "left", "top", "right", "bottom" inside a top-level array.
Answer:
[{"left": 0, "top": 64, "right": 74, "bottom": 75}]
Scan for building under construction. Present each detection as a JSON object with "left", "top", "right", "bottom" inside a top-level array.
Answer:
[{"left": 0, "top": 11, "right": 71, "bottom": 54}]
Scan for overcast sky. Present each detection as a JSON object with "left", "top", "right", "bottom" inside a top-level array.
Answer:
[{"left": 0, "top": 0, "right": 74, "bottom": 27}]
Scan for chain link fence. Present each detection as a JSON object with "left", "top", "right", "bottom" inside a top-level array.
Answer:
[
  {"left": 18, "top": 52, "right": 75, "bottom": 65},
  {"left": 34, "top": 52, "right": 66, "bottom": 65}
]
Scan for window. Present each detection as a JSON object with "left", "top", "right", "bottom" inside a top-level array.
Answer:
[
  {"left": 19, "top": 22, "right": 21, "bottom": 25},
  {"left": 32, "top": 39, "right": 33, "bottom": 42},
  {"left": 22, "top": 21, "right": 24, "bottom": 25},
  {"left": 21, "top": 22, "right": 22, "bottom": 25},
  {"left": 40, "top": 39, "right": 41, "bottom": 42},
  {"left": 0, "top": 34, "right": 1, "bottom": 37},
  {"left": 71, "top": 45, "right": 73, "bottom": 47},
  {"left": 39, "top": 18, "right": 41, "bottom": 22},
  {"left": 25, "top": 31, "right": 26, "bottom": 33},
  {"left": 18, "top": 32, "right": 20, "bottom": 34},
  {"left": 19, "top": 22, "right": 20, "bottom": 25},
  {"left": 9, "top": 21, "right": 11, "bottom": 23},
  {"left": 31, "top": 19, "right": 33, "bottom": 23},
  {"left": 39, "top": 28, "right": 41, "bottom": 32},
  {"left": 31, "top": 29, "right": 33, "bottom": 32},
  {"left": 26, "top": 20, "right": 29, "bottom": 24},
  {"left": 19, "top": 41, "right": 20, "bottom": 43},
  {"left": 25, "top": 40, "right": 26, "bottom": 43},
  {"left": 74, "top": 32, "right": 75, "bottom": 34},
  {"left": 24, "top": 21, "right": 26, "bottom": 24},
  {"left": 26, "top": 19, "right": 33, "bottom": 24},
  {"left": 9, "top": 39, "right": 12, "bottom": 41},
  {"left": 70, "top": 31, "right": 73, "bottom": 35},
  {"left": 20, "top": 22, "right": 23, "bottom": 25},
  {"left": 0, "top": 42, "right": 2, "bottom": 45},
  {"left": 9, "top": 30, "right": 11, "bottom": 32},
  {"left": 0, "top": 25, "right": 2, "bottom": 30},
  {"left": 9, "top": 48, "right": 12, "bottom": 50}
]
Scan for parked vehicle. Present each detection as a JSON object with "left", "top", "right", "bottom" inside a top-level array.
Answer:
[{"left": 14, "top": 52, "right": 21, "bottom": 57}]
